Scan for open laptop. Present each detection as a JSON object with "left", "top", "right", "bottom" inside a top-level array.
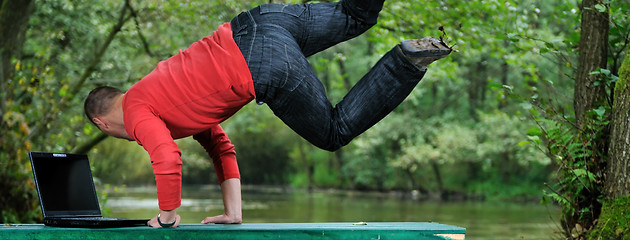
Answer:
[{"left": 29, "top": 152, "right": 149, "bottom": 228}]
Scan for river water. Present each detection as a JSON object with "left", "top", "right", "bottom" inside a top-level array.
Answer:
[{"left": 104, "top": 186, "right": 561, "bottom": 240}]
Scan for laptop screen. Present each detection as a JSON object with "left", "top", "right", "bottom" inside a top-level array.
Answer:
[{"left": 29, "top": 152, "right": 102, "bottom": 218}]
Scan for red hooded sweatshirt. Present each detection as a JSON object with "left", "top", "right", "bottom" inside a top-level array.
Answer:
[{"left": 123, "top": 23, "right": 255, "bottom": 210}]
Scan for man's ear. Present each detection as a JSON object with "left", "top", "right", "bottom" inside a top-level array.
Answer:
[{"left": 92, "top": 117, "right": 107, "bottom": 129}]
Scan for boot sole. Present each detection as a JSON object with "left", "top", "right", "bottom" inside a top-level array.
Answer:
[{"left": 401, "top": 38, "right": 452, "bottom": 58}]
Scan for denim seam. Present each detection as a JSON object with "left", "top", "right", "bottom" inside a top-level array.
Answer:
[
  {"left": 283, "top": 44, "right": 290, "bottom": 90},
  {"left": 245, "top": 10, "right": 256, "bottom": 63},
  {"left": 334, "top": 105, "right": 352, "bottom": 148}
]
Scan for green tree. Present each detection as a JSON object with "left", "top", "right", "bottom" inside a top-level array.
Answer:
[
  {"left": 528, "top": 0, "right": 629, "bottom": 238},
  {"left": 0, "top": 0, "right": 41, "bottom": 223},
  {"left": 1, "top": 0, "right": 149, "bottom": 222},
  {"left": 588, "top": 49, "right": 630, "bottom": 240},
  {"left": 566, "top": 0, "right": 609, "bottom": 236}
]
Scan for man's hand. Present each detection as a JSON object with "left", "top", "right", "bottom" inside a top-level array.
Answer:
[
  {"left": 201, "top": 178, "right": 242, "bottom": 224},
  {"left": 148, "top": 209, "right": 181, "bottom": 228}
]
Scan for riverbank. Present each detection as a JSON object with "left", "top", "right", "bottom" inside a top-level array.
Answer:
[{"left": 102, "top": 184, "right": 544, "bottom": 204}]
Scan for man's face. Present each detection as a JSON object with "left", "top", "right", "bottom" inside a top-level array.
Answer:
[{"left": 92, "top": 113, "right": 133, "bottom": 141}]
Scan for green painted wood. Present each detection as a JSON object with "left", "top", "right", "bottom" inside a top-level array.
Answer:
[
  {"left": 1, "top": 222, "right": 465, "bottom": 240},
  {"left": 0, "top": 222, "right": 466, "bottom": 240}
]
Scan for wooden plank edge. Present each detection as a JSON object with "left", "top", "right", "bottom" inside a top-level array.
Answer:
[{"left": 435, "top": 233, "right": 465, "bottom": 240}]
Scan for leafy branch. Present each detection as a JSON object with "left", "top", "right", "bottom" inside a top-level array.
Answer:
[{"left": 27, "top": 0, "right": 133, "bottom": 144}]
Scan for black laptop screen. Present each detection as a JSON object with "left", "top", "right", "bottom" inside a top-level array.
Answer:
[{"left": 30, "top": 152, "right": 101, "bottom": 217}]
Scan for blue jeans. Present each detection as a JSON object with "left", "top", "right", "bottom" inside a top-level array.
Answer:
[{"left": 231, "top": 0, "right": 426, "bottom": 151}]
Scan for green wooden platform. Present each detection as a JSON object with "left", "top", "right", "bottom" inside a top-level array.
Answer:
[{"left": 1, "top": 222, "right": 465, "bottom": 240}]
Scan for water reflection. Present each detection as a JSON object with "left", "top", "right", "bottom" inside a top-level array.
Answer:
[{"left": 104, "top": 186, "right": 560, "bottom": 239}]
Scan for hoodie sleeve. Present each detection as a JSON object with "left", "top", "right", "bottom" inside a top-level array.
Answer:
[
  {"left": 193, "top": 124, "right": 240, "bottom": 183},
  {"left": 126, "top": 109, "right": 183, "bottom": 211}
]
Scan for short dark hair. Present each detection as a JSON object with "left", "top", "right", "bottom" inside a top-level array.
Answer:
[{"left": 84, "top": 86, "right": 124, "bottom": 125}]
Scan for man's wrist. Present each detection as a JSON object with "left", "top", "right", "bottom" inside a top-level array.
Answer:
[{"left": 157, "top": 213, "right": 176, "bottom": 228}]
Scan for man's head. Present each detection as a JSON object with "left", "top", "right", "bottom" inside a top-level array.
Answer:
[{"left": 84, "top": 86, "right": 132, "bottom": 140}]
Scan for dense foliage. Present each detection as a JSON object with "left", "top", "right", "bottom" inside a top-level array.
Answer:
[{"left": 1, "top": 1, "right": 629, "bottom": 239}]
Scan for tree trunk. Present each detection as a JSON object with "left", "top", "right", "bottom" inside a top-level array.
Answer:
[
  {"left": 72, "top": 132, "right": 109, "bottom": 154},
  {"left": 337, "top": 54, "right": 352, "bottom": 92},
  {"left": 498, "top": 40, "right": 509, "bottom": 110},
  {"left": 430, "top": 160, "right": 444, "bottom": 199},
  {"left": 297, "top": 138, "right": 314, "bottom": 192},
  {"left": 333, "top": 149, "right": 345, "bottom": 186},
  {"left": 565, "top": 0, "right": 610, "bottom": 237},
  {"left": 0, "top": 0, "right": 35, "bottom": 118},
  {"left": 589, "top": 49, "right": 630, "bottom": 240},
  {"left": 574, "top": 0, "right": 609, "bottom": 129},
  {"left": 605, "top": 52, "right": 630, "bottom": 197},
  {"left": 467, "top": 55, "right": 487, "bottom": 120}
]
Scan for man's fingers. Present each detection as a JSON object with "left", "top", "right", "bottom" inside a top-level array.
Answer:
[
  {"left": 201, "top": 214, "right": 242, "bottom": 224},
  {"left": 201, "top": 215, "right": 229, "bottom": 224},
  {"left": 201, "top": 216, "right": 219, "bottom": 224}
]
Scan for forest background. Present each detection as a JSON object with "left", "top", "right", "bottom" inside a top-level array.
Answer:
[{"left": 1, "top": 0, "right": 629, "bottom": 239}]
